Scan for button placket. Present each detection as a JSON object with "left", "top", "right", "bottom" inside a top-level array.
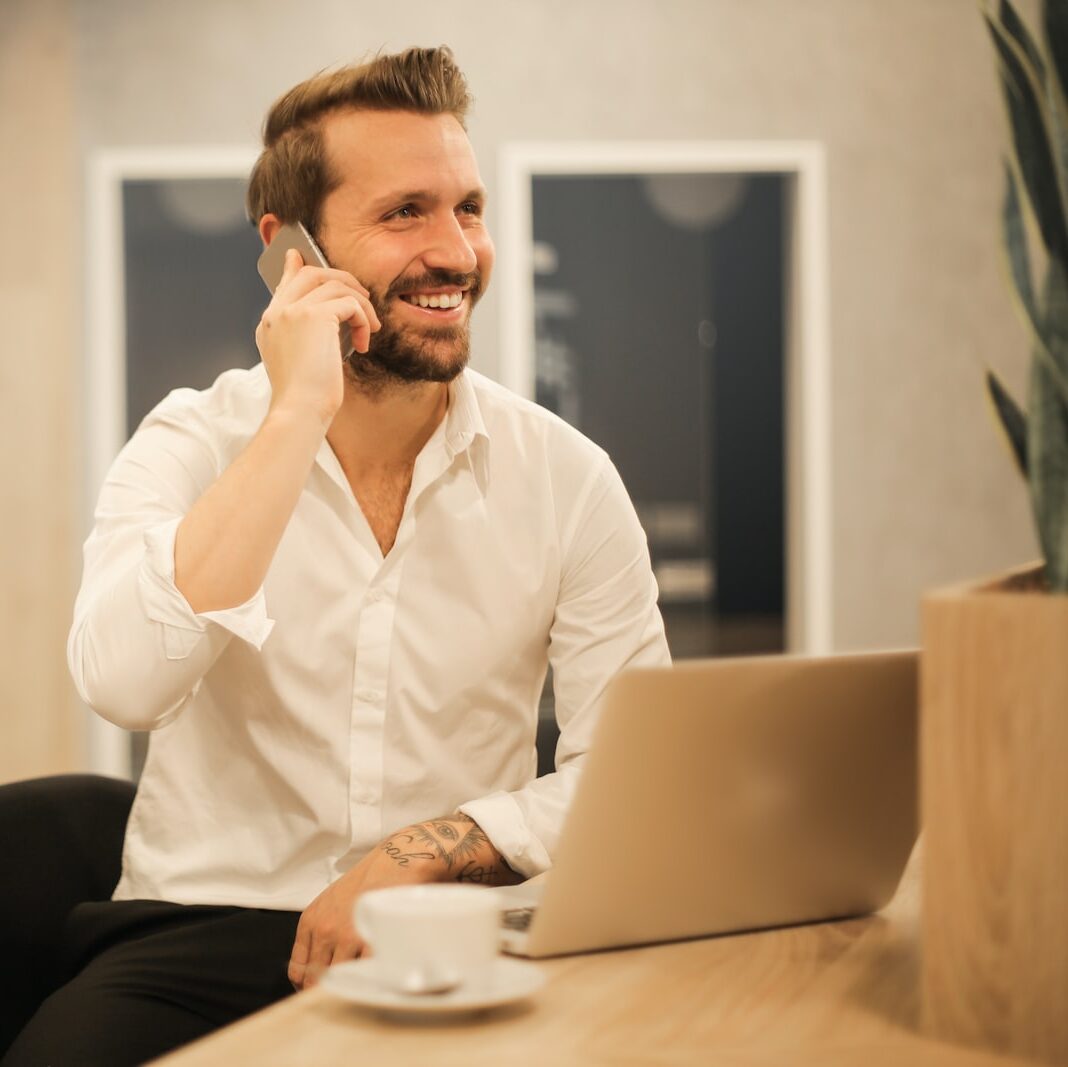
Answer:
[
  {"left": 347, "top": 558, "right": 403, "bottom": 827},
  {"left": 345, "top": 432, "right": 458, "bottom": 843}
]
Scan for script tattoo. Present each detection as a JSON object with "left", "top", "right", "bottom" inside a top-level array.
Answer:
[
  {"left": 380, "top": 831, "right": 437, "bottom": 869},
  {"left": 409, "top": 825, "right": 449, "bottom": 865},
  {"left": 456, "top": 860, "right": 493, "bottom": 884}
]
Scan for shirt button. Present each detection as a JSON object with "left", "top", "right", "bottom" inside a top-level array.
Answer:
[{"left": 357, "top": 688, "right": 384, "bottom": 704}]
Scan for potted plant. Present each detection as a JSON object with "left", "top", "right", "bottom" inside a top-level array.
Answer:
[{"left": 920, "top": 1, "right": 1068, "bottom": 1063}]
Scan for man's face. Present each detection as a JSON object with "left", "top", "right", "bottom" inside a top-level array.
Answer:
[{"left": 315, "top": 108, "right": 494, "bottom": 387}]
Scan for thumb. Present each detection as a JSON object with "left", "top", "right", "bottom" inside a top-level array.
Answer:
[{"left": 279, "top": 246, "right": 305, "bottom": 285}]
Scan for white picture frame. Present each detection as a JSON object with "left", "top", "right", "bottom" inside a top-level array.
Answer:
[
  {"left": 83, "top": 147, "right": 260, "bottom": 778},
  {"left": 497, "top": 141, "right": 832, "bottom": 656}
]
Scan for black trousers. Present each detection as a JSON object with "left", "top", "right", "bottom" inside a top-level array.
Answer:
[
  {"left": 0, "top": 776, "right": 299, "bottom": 1067},
  {"left": 3, "top": 900, "right": 299, "bottom": 1066}
]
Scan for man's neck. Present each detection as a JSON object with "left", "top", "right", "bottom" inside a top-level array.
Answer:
[{"left": 326, "top": 376, "right": 450, "bottom": 476}]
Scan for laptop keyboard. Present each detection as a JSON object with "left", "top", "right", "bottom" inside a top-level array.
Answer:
[{"left": 501, "top": 907, "right": 535, "bottom": 932}]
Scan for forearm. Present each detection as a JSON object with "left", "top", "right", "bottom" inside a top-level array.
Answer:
[
  {"left": 174, "top": 406, "right": 328, "bottom": 613},
  {"left": 379, "top": 813, "right": 523, "bottom": 887},
  {"left": 182, "top": 246, "right": 377, "bottom": 615}
]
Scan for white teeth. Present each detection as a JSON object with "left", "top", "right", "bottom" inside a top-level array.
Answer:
[{"left": 405, "top": 292, "right": 463, "bottom": 309}]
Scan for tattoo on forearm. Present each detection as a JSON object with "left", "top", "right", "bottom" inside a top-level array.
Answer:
[
  {"left": 456, "top": 860, "right": 493, "bottom": 884},
  {"left": 450, "top": 820, "right": 490, "bottom": 865},
  {"left": 380, "top": 831, "right": 437, "bottom": 868},
  {"left": 378, "top": 814, "right": 520, "bottom": 885},
  {"left": 430, "top": 820, "right": 459, "bottom": 843}
]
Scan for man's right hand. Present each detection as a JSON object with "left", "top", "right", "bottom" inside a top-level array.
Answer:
[{"left": 255, "top": 247, "right": 381, "bottom": 426}]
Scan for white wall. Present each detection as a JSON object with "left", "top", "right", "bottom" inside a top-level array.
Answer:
[{"left": 0, "top": 0, "right": 83, "bottom": 781}]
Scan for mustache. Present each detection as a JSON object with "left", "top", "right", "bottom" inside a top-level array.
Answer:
[{"left": 385, "top": 269, "right": 482, "bottom": 301}]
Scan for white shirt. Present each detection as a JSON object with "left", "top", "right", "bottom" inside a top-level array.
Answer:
[{"left": 69, "top": 364, "right": 670, "bottom": 910}]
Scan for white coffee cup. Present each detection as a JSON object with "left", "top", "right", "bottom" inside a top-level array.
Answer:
[{"left": 354, "top": 884, "right": 502, "bottom": 995}]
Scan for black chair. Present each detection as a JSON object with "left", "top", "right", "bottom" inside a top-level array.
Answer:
[
  {"left": 535, "top": 716, "right": 560, "bottom": 779},
  {"left": 0, "top": 774, "right": 135, "bottom": 1056}
]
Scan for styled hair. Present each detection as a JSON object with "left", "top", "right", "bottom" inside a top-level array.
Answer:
[{"left": 245, "top": 46, "right": 472, "bottom": 236}]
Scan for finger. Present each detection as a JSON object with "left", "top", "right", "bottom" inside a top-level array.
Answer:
[
  {"left": 278, "top": 247, "right": 305, "bottom": 288},
  {"left": 288, "top": 921, "right": 311, "bottom": 990},
  {"left": 293, "top": 264, "right": 370, "bottom": 298},
  {"left": 320, "top": 267, "right": 370, "bottom": 299},
  {"left": 344, "top": 294, "right": 380, "bottom": 348},
  {"left": 346, "top": 300, "right": 374, "bottom": 355},
  {"left": 329, "top": 936, "right": 362, "bottom": 968},
  {"left": 300, "top": 282, "right": 382, "bottom": 329},
  {"left": 348, "top": 292, "right": 380, "bottom": 332},
  {"left": 274, "top": 267, "right": 340, "bottom": 304},
  {"left": 312, "top": 297, "right": 374, "bottom": 354},
  {"left": 352, "top": 319, "right": 370, "bottom": 355},
  {"left": 280, "top": 265, "right": 369, "bottom": 303},
  {"left": 345, "top": 306, "right": 372, "bottom": 356},
  {"left": 361, "top": 295, "right": 381, "bottom": 332},
  {"left": 306, "top": 930, "right": 336, "bottom": 989}
]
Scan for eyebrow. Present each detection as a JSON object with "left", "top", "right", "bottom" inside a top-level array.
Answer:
[{"left": 368, "top": 187, "right": 487, "bottom": 213}]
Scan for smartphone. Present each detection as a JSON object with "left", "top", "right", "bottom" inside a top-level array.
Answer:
[{"left": 256, "top": 222, "right": 355, "bottom": 358}]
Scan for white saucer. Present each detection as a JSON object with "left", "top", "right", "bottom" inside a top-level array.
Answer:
[{"left": 320, "top": 957, "right": 545, "bottom": 1015}]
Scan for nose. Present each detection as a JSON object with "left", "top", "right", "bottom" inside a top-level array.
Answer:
[{"left": 421, "top": 212, "right": 478, "bottom": 275}]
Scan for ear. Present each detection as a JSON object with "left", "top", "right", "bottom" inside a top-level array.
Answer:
[{"left": 258, "top": 213, "right": 282, "bottom": 248}]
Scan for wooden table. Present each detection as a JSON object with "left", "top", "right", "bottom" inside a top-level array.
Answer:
[{"left": 153, "top": 845, "right": 1033, "bottom": 1066}]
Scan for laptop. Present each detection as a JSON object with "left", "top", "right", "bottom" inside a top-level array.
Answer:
[{"left": 498, "top": 650, "right": 918, "bottom": 958}]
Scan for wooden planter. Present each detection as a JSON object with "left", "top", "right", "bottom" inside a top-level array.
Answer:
[{"left": 921, "top": 563, "right": 1068, "bottom": 1065}]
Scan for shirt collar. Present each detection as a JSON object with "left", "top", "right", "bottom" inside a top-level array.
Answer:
[
  {"left": 444, "top": 370, "right": 491, "bottom": 492},
  {"left": 313, "top": 370, "right": 491, "bottom": 495}
]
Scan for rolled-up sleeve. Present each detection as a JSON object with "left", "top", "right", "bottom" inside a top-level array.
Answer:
[
  {"left": 459, "top": 456, "right": 670, "bottom": 877},
  {"left": 68, "top": 407, "right": 274, "bottom": 731}
]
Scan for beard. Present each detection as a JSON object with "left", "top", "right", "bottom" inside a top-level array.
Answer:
[{"left": 344, "top": 268, "right": 482, "bottom": 390}]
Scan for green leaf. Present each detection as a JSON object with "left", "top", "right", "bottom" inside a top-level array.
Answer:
[
  {"left": 1043, "top": 0, "right": 1068, "bottom": 107},
  {"left": 1045, "top": 88, "right": 1068, "bottom": 223},
  {"left": 1002, "top": 158, "right": 1039, "bottom": 314},
  {"left": 985, "top": 9, "right": 1068, "bottom": 262},
  {"left": 996, "top": 1, "right": 1068, "bottom": 209},
  {"left": 1001, "top": 160, "right": 1068, "bottom": 404},
  {"left": 1037, "top": 0, "right": 1068, "bottom": 247},
  {"left": 999, "top": 0, "right": 1047, "bottom": 82},
  {"left": 986, "top": 368, "right": 1029, "bottom": 477},
  {"left": 1028, "top": 259, "right": 1068, "bottom": 591},
  {"left": 1046, "top": 247, "right": 1068, "bottom": 377},
  {"left": 1028, "top": 353, "right": 1068, "bottom": 590}
]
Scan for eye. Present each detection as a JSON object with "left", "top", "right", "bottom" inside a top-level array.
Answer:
[
  {"left": 458, "top": 201, "right": 483, "bottom": 216},
  {"left": 386, "top": 204, "right": 418, "bottom": 221}
]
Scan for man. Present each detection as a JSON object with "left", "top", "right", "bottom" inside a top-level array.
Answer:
[{"left": 5, "top": 46, "right": 668, "bottom": 1065}]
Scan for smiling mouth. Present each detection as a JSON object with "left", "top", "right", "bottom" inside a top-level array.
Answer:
[{"left": 398, "top": 291, "right": 465, "bottom": 310}]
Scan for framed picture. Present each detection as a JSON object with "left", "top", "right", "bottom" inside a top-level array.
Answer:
[
  {"left": 85, "top": 147, "right": 261, "bottom": 776},
  {"left": 498, "top": 142, "right": 832, "bottom": 662}
]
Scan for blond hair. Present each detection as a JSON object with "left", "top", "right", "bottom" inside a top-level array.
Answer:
[{"left": 246, "top": 46, "right": 472, "bottom": 236}]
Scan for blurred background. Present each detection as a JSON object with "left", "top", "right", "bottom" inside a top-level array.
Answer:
[{"left": 0, "top": 0, "right": 1039, "bottom": 782}]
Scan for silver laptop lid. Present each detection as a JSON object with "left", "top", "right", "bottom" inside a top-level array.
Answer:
[{"left": 522, "top": 650, "right": 918, "bottom": 958}]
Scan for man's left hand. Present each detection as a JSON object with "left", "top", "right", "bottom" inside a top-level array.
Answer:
[{"left": 288, "top": 813, "right": 520, "bottom": 990}]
